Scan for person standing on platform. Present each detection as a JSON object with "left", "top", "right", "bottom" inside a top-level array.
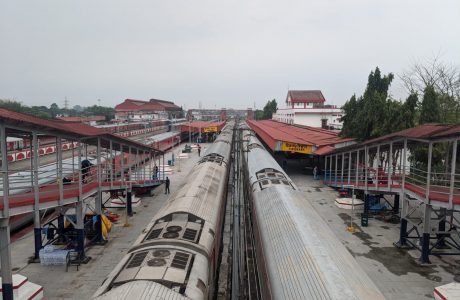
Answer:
[
  {"left": 153, "top": 165, "right": 159, "bottom": 180},
  {"left": 165, "top": 177, "right": 170, "bottom": 194},
  {"left": 81, "top": 158, "right": 93, "bottom": 183},
  {"left": 198, "top": 145, "right": 201, "bottom": 157},
  {"left": 313, "top": 166, "right": 318, "bottom": 180}
]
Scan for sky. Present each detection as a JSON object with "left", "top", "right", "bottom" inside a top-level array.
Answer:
[{"left": 1, "top": 0, "right": 459, "bottom": 110}]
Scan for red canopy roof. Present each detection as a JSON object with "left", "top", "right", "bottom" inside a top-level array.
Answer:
[{"left": 247, "top": 120, "right": 354, "bottom": 153}]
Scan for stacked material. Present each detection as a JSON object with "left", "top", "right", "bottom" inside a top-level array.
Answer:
[{"left": 39, "top": 245, "right": 69, "bottom": 266}]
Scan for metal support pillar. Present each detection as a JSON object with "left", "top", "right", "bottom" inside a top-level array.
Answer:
[
  {"left": 334, "top": 154, "right": 338, "bottom": 187},
  {"left": 95, "top": 138, "right": 103, "bottom": 243},
  {"left": 121, "top": 144, "right": 125, "bottom": 184},
  {"left": 341, "top": 153, "right": 345, "bottom": 188},
  {"left": 57, "top": 137, "right": 63, "bottom": 204},
  {"left": 1, "top": 125, "right": 9, "bottom": 216},
  {"left": 419, "top": 204, "right": 432, "bottom": 264},
  {"left": 76, "top": 142, "right": 85, "bottom": 257},
  {"left": 376, "top": 145, "right": 380, "bottom": 191},
  {"left": 347, "top": 152, "right": 351, "bottom": 184},
  {"left": 0, "top": 126, "right": 12, "bottom": 299},
  {"left": 388, "top": 142, "right": 393, "bottom": 189},
  {"left": 449, "top": 139, "right": 458, "bottom": 208},
  {"left": 425, "top": 142, "right": 433, "bottom": 203},
  {"left": 395, "top": 216, "right": 409, "bottom": 248},
  {"left": 393, "top": 194, "right": 400, "bottom": 214},
  {"left": 364, "top": 146, "right": 368, "bottom": 192},
  {"left": 324, "top": 156, "right": 327, "bottom": 182},
  {"left": 127, "top": 191, "right": 133, "bottom": 217},
  {"left": 436, "top": 207, "right": 448, "bottom": 248},
  {"left": 355, "top": 150, "right": 360, "bottom": 186},
  {"left": 0, "top": 218, "right": 13, "bottom": 300},
  {"left": 395, "top": 139, "right": 409, "bottom": 248},
  {"left": 109, "top": 140, "right": 113, "bottom": 189},
  {"left": 329, "top": 155, "right": 332, "bottom": 184},
  {"left": 162, "top": 154, "right": 165, "bottom": 181},
  {"left": 32, "top": 132, "right": 42, "bottom": 259}
]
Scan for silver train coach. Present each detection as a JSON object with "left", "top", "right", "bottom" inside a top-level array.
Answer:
[
  {"left": 94, "top": 122, "right": 234, "bottom": 300},
  {"left": 242, "top": 125, "right": 385, "bottom": 300}
]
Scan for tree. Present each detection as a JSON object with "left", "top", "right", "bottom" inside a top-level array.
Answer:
[
  {"left": 419, "top": 85, "right": 440, "bottom": 124},
  {"left": 341, "top": 67, "right": 395, "bottom": 141},
  {"left": 261, "top": 99, "right": 277, "bottom": 120},
  {"left": 49, "top": 103, "right": 59, "bottom": 118},
  {"left": 400, "top": 56, "right": 460, "bottom": 123},
  {"left": 85, "top": 105, "right": 115, "bottom": 121}
]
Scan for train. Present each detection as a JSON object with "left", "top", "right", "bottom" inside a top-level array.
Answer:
[
  {"left": 241, "top": 124, "right": 385, "bottom": 299},
  {"left": 94, "top": 121, "right": 234, "bottom": 299}
]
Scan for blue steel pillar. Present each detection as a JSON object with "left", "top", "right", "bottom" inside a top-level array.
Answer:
[
  {"left": 127, "top": 190, "right": 133, "bottom": 216},
  {"left": 419, "top": 204, "right": 432, "bottom": 264}
]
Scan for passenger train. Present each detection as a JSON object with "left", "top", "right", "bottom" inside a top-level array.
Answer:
[
  {"left": 241, "top": 124, "right": 385, "bottom": 300},
  {"left": 94, "top": 121, "right": 234, "bottom": 300}
]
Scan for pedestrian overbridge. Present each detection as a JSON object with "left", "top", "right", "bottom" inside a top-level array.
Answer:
[{"left": 0, "top": 108, "right": 165, "bottom": 299}]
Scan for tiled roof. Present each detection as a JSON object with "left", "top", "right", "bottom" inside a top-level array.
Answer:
[
  {"left": 150, "top": 99, "right": 181, "bottom": 111},
  {"left": 287, "top": 90, "right": 326, "bottom": 103},
  {"left": 247, "top": 120, "right": 354, "bottom": 148},
  {"left": 115, "top": 99, "right": 164, "bottom": 112}
]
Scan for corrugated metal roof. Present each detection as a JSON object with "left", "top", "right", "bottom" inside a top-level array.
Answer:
[
  {"left": 358, "top": 123, "right": 460, "bottom": 148},
  {"left": 313, "top": 145, "right": 335, "bottom": 155},
  {"left": 247, "top": 120, "right": 354, "bottom": 149},
  {"left": 0, "top": 108, "right": 161, "bottom": 153},
  {"left": 115, "top": 99, "right": 165, "bottom": 112},
  {"left": 288, "top": 90, "right": 326, "bottom": 103},
  {"left": 180, "top": 121, "right": 226, "bottom": 132}
]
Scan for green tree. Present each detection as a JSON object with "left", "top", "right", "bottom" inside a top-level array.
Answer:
[
  {"left": 419, "top": 85, "right": 440, "bottom": 124},
  {"left": 85, "top": 105, "right": 115, "bottom": 121},
  {"left": 261, "top": 99, "right": 277, "bottom": 120},
  {"left": 341, "top": 67, "right": 395, "bottom": 140},
  {"left": 49, "top": 103, "right": 59, "bottom": 118}
]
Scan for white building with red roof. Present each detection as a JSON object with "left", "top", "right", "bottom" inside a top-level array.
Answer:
[
  {"left": 272, "top": 90, "right": 343, "bottom": 129},
  {"left": 115, "top": 98, "right": 182, "bottom": 121}
]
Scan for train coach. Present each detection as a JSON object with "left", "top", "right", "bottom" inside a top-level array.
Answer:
[
  {"left": 94, "top": 122, "right": 234, "bottom": 300},
  {"left": 242, "top": 126, "right": 385, "bottom": 300}
]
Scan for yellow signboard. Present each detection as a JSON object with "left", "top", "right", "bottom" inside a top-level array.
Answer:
[
  {"left": 203, "top": 126, "right": 218, "bottom": 133},
  {"left": 281, "top": 142, "right": 313, "bottom": 154}
]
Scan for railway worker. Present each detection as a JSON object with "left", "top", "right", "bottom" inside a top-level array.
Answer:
[
  {"left": 165, "top": 177, "right": 170, "bottom": 194},
  {"left": 313, "top": 166, "right": 318, "bottom": 180},
  {"left": 81, "top": 159, "right": 93, "bottom": 183}
]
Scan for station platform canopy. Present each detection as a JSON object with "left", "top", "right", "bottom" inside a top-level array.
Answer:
[
  {"left": 180, "top": 121, "right": 226, "bottom": 133},
  {"left": 0, "top": 108, "right": 163, "bottom": 154},
  {"left": 247, "top": 120, "right": 354, "bottom": 155}
]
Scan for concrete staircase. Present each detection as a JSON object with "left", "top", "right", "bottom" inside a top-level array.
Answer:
[{"left": 0, "top": 274, "right": 43, "bottom": 300}]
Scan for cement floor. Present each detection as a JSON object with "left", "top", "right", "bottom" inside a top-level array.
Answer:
[
  {"left": 3, "top": 144, "right": 208, "bottom": 299},
  {"left": 285, "top": 160, "right": 460, "bottom": 300}
]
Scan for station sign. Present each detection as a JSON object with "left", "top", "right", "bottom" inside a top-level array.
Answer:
[
  {"left": 281, "top": 142, "right": 313, "bottom": 154},
  {"left": 203, "top": 126, "right": 218, "bottom": 133}
]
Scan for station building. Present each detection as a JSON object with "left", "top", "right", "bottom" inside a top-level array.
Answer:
[
  {"left": 272, "top": 90, "right": 343, "bottom": 129},
  {"left": 115, "top": 98, "right": 182, "bottom": 121}
]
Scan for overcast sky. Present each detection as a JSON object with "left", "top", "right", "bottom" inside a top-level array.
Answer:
[{"left": 1, "top": 1, "right": 459, "bottom": 110}]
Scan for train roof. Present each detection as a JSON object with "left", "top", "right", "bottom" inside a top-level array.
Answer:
[
  {"left": 252, "top": 187, "right": 385, "bottom": 299},
  {"left": 95, "top": 280, "right": 188, "bottom": 300}
]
